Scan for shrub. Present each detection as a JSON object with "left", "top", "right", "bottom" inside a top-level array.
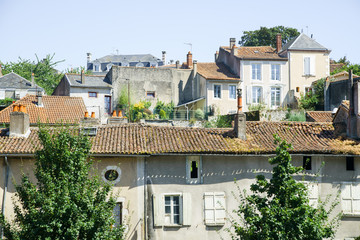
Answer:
[
  {"left": 159, "top": 109, "right": 167, "bottom": 119},
  {"left": 194, "top": 109, "right": 205, "bottom": 120}
]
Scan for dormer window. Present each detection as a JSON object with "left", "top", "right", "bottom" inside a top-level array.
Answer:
[{"left": 94, "top": 64, "right": 100, "bottom": 72}]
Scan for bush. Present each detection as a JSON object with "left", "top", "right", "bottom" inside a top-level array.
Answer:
[
  {"left": 0, "top": 98, "right": 15, "bottom": 106},
  {"left": 215, "top": 115, "right": 232, "bottom": 128},
  {"left": 299, "top": 91, "right": 318, "bottom": 110},
  {"left": 155, "top": 101, "right": 174, "bottom": 119},
  {"left": 159, "top": 109, "right": 167, "bottom": 119},
  {"left": 194, "top": 109, "right": 205, "bottom": 120},
  {"left": 285, "top": 110, "right": 306, "bottom": 122}
]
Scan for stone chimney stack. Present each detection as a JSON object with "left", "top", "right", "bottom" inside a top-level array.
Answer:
[
  {"left": 81, "top": 70, "right": 85, "bottom": 84},
  {"left": 87, "top": 53, "right": 92, "bottom": 63},
  {"left": 10, "top": 105, "right": 30, "bottom": 137},
  {"left": 31, "top": 73, "right": 35, "bottom": 87},
  {"left": 231, "top": 44, "right": 237, "bottom": 56},
  {"left": 176, "top": 60, "right": 180, "bottom": 69},
  {"left": 162, "top": 51, "right": 166, "bottom": 65},
  {"left": 187, "top": 52, "right": 193, "bottom": 68},
  {"left": 192, "top": 60, "right": 198, "bottom": 99},
  {"left": 234, "top": 88, "right": 246, "bottom": 140},
  {"left": 230, "top": 38, "right": 236, "bottom": 49},
  {"left": 276, "top": 34, "right": 282, "bottom": 53},
  {"left": 37, "top": 91, "right": 43, "bottom": 107},
  {"left": 0, "top": 64, "right": 3, "bottom": 77}
]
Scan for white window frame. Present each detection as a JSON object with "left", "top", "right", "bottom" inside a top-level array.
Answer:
[
  {"left": 341, "top": 182, "right": 360, "bottom": 216},
  {"left": 102, "top": 166, "right": 121, "bottom": 184},
  {"left": 93, "top": 64, "right": 100, "bottom": 72},
  {"left": 214, "top": 84, "right": 221, "bottom": 99},
  {"left": 251, "top": 63, "right": 262, "bottom": 81},
  {"left": 271, "top": 64, "right": 281, "bottom": 81},
  {"left": 270, "top": 87, "right": 281, "bottom": 108},
  {"left": 228, "top": 85, "right": 237, "bottom": 100},
  {"left": 186, "top": 156, "right": 202, "bottom": 184},
  {"left": 252, "top": 86, "right": 263, "bottom": 104},
  {"left": 153, "top": 193, "right": 192, "bottom": 227},
  {"left": 204, "top": 192, "right": 226, "bottom": 226}
]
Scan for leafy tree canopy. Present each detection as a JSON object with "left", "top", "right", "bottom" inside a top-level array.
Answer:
[
  {"left": 331, "top": 56, "right": 360, "bottom": 76},
  {"left": 231, "top": 135, "right": 340, "bottom": 240},
  {"left": 239, "top": 26, "right": 300, "bottom": 49},
  {"left": 1, "top": 54, "right": 64, "bottom": 95},
  {"left": 0, "top": 127, "right": 123, "bottom": 240}
]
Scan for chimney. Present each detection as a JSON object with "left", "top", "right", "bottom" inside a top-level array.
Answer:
[
  {"left": 230, "top": 38, "right": 236, "bottom": 49},
  {"left": 162, "top": 51, "right": 166, "bottom": 64},
  {"left": 37, "top": 91, "right": 43, "bottom": 107},
  {"left": 176, "top": 60, "right": 180, "bottom": 69},
  {"left": 231, "top": 44, "right": 237, "bottom": 56},
  {"left": 0, "top": 64, "right": 3, "bottom": 77},
  {"left": 193, "top": 60, "right": 197, "bottom": 76},
  {"left": 276, "top": 34, "right": 282, "bottom": 53},
  {"left": 81, "top": 70, "right": 85, "bottom": 84},
  {"left": 192, "top": 60, "right": 198, "bottom": 99},
  {"left": 234, "top": 88, "right": 246, "bottom": 140},
  {"left": 215, "top": 51, "right": 219, "bottom": 62},
  {"left": 187, "top": 52, "right": 193, "bottom": 68},
  {"left": 31, "top": 73, "right": 35, "bottom": 87},
  {"left": 10, "top": 105, "right": 30, "bottom": 137},
  {"left": 87, "top": 53, "right": 92, "bottom": 63}
]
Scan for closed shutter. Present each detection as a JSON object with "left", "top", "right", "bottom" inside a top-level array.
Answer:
[
  {"left": 308, "top": 183, "right": 318, "bottom": 207},
  {"left": 304, "top": 57, "right": 310, "bottom": 75},
  {"left": 353, "top": 184, "right": 360, "bottom": 213},
  {"left": 204, "top": 192, "right": 226, "bottom": 225},
  {"left": 153, "top": 194, "right": 164, "bottom": 226},
  {"left": 182, "top": 192, "right": 192, "bottom": 226},
  {"left": 310, "top": 56, "right": 316, "bottom": 76},
  {"left": 341, "top": 183, "right": 352, "bottom": 213}
]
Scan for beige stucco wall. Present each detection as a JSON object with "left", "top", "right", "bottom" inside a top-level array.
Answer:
[
  {"left": 206, "top": 80, "right": 240, "bottom": 115},
  {"left": 288, "top": 51, "right": 330, "bottom": 98},
  {"left": 240, "top": 60, "right": 289, "bottom": 112},
  {"left": 0, "top": 156, "right": 145, "bottom": 240}
]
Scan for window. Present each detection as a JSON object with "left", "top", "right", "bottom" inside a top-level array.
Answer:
[
  {"left": 303, "top": 56, "right": 315, "bottom": 76},
  {"left": 88, "top": 92, "right": 97, "bottom": 98},
  {"left": 305, "top": 87, "right": 313, "bottom": 93},
  {"left": 146, "top": 91, "right": 155, "bottom": 98},
  {"left": 214, "top": 84, "right": 221, "bottom": 98},
  {"left": 341, "top": 183, "right": 360, "bottom": 216},
  {"left": 271, "top": 64, "right": 280, "bottom": 80},
  {"left": 252, "top": 86, "right": 262, "bottom": 104},
  {"left": 270, "top": 87, "right": 281, "bottom": 107},
  {"left": 296, "top": 87, "right": 300, "bottom": 92},
  {"left": 153, "top": 193, "right": 191, "bottom": 227},
  {"left": 94, "top": 64, "right": 100, "bottom": 72},
  {"left": 204, "top": 192, "right": 226, "bottom": 225},
  {"left": 347, "top": 157, "right": 355, "bottom": 171},
  {"left": 113, "top": 202, "right": 123, "bottom": 227},
  {"left": 303, "top": 156, "right": 312, "bottom": 170},
  {"left": 229, "top": 85, "right": 236, "bottom": 99},
  {"left": 102, "top": 166, "right": 121, "bottom": 184},
  {"left": 186, "top": 156, "right": 202, "bottom": 184},
  {"left": 251, "top": 63, "right": 261, "bottom": 80}
]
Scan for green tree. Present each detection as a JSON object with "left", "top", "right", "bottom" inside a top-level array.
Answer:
[
  {"left": 65, "top": 66, "right": 92, "bottom": 75},
  {"left": 1, "top": 54, "right": 64, "bottom": 95},
  {"left": 232, "top": 135, "right": 340, "bottom": 240},
  {"left": 239, "top": 26, "right": 300, "bottom": 48},
  {"left": 0, "top": 127, "right": 123, "bottom": 240}
]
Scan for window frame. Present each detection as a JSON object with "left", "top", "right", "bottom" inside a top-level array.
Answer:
[
  {"left": 270, "top": 87, "right": 281, "bottom": 107},
  {"left": 113, "top": 202, "right": 123, "bottom": 227},
  {"left": 251, "top": 63, "right": 262, "bottom": 81},
  {"left": 146, "top": 91, "right": 156, "bottom": 98},
  {"left": 88, "top": 92, "right": 98, "bottom": 98},
  {"left": 271, "top": 64, "right": 281, "bottom": 81},
  {"left": 303, "top": 156, "right": 312, "bottom": 170},
  {"left": 186, "top": 156, "right": 202, "bottom": 184},
  {"left": 228, "top": 85, "right": 237, "bottom": 100},
  {"left": 252, "top": 86, "right": 263, "bottom": 104},
  {"left": 164, "top": 195, "right": 181, "bottom": 225},
  {"left": 204, "top": 192, "right": 226, "bottom": 226},
  {"left": 214, "top": 84, "right": 221, "bottom": 99}
]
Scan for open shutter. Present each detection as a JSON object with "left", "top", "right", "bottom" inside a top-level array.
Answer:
[
  {"left": 214, "top": 192, "right": 226, "bottom": 225},
  {"left": 153, "top": 194, "right": 164, "bottom": 227},
  {"left": 341, "top": 183, "right": 352, "bottom": 214},
  {"left": 246, "top": 86, "right": 251, "bottom": 104},
  {"left": 182, "top": 192, "right": 192, "bottom": 226},
  {"left": 204, "top": 192, "right": 215, "bottom": 225},
  {"left": 353, "top": 184, "right": 360, "bottom": 213},
  {"left": 308, "top": 183, "right": 318, "bottom": 207}
]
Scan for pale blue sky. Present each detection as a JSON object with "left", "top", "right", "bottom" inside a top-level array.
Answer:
[{"left": 1, "top": 0, "right": 359, "bottom": 71}]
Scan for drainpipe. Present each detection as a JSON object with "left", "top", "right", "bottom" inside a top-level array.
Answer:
[
  {"left": 1, "top": 156, "right": 9, "bottom": 240},
  {"left": 185, "top": 104, "right": 189, "bottom": 120}
]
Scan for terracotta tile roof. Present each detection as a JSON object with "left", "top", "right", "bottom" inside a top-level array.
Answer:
[
  {"left": 196, "top": 63, "right": 240, "bottom": 80},
  {"left": 306, "top": 111, "right": 333, "bottom": 122},
  {"left": 0, "top": 95, "right": 87, "bottom": 124},
  {"left": 221, "top": 46, "right": 286, "bottom": 61},
  {"left": 1, "top": 122, "right": 360, "bottom": 155},
  {"left": 330, "top": 63, "right": 345, "bottom": 73}
]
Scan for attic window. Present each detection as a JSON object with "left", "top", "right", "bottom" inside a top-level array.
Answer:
[
  {"left": 146, "top": 91, "right": 155, "bottom": 98},
  {"left": 303, "top": 156, "right": 312, "bottom": 170},
  {"left": 346, "top": 157, "right": 355, "bottom": 171},
  {"left": 80, "top": 127, "right": 97, "bottom": 136}
]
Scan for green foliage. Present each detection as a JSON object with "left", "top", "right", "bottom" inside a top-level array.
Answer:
[
  {"left": 214, "top": 115, "right": 232, "bottom": 128},
  {"left": 189, "top": 118, "right": 197, "bottom": 125},
  {"left": 331, "top": 56, "right": 360, "bottom": 76},
  {"left": 239, "top": 26, "right": 300, "bottom": 48},
  {"left": 0, "top": 127, "right": 123, "bottom": 240},
  {"left": 194, "top": 108, "right": 205, "bottom": 120},
  {"left": 1, "top": 54, "right": 64, "bottom": 95},
  {"left": 231, "top": 135, "right": 340, "bottom": 240},
  {"left": 154, "top": 101, "right": 174, "bottom": 120},
  {"left": 131, "top": 101, "right": 153, "bottom": 122},
  {"left": 285, "top": 110, "right": 306, "bottom": 122},
  {"left": 298, "top": 91, "right": 318, "bottom": 110},
  {"left": 65, "top": 66, "right": 92, "bottom": 75},
  {"left": 0, "top": 98, "right": 15, "bottom": 106},
  {"left": 248, "top": 103, "right": 266, "bottom": 112},
  {"left": 117, "top": 88, "right": 129, "bottom": 110},
  {"left": 159, "top": 109, "right": 167, "bottom": 120}
]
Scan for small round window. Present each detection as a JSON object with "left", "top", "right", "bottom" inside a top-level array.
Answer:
[
  {"left": 102, "top": 166, "right": 121, "bottom": 184},
  {"left": 105, "top": 169, "right": 119, "bottom": 181}
]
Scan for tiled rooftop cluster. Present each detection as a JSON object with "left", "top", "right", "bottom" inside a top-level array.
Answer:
[
  {"left": 196, "top": 63, "right": 239, "bottom": 80},
  {"left": 1, "top": 122, "right": 359, "bottom": 155},
  {"left": 306, "top": 111, "right": 333, "bottom": 122}
]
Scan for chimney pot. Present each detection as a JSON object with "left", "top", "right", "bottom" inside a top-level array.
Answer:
[
  {"left": 37, "top": 91, "right": 43, "bottom": 106},
  {"left": 230, "top": 38, "right": 236, "bottom": 49},
  {"left": 176, "top": 60, "right": 180, "bottom": 69},
  {"left": 87, "top": 53, "right": 92, "bottom": 63},
  {"left": 112, "top": 110, "right": 117, "bottom": 117},
  {"left": 118, "top": 110, "right": 123, "bottom": 117},
  {"left": 186, "top": 52, "right": 193, "bottom": 68},
  {"left": 276, "top": 34, "right": 282, "bottom": 53},
  {"left": 84, "top": 111, "right": 89, "bottom": 118},
  {"left": 13, "top": 105, "right": 19, "bottom": 112},
  {"left": 91, "top": 112, "right": 95, "bottom": 118},
  {"left": 162, "top": 51, "right": 166, "bottom": 65}
]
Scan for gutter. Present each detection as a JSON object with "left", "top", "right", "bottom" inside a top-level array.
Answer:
[{"left": 1, "top": 156, "right": 9, "bottom": 240}]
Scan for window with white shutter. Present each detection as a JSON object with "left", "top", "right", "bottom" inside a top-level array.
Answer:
[
  {"left": 341, "top": 183, "right": 360, "bottom": 216},
  {"left": 304, "top": 57, "right": 310, "bottom": 75},
  {"left": 204, "top": 192, "right": 226, "bottom": 225}
]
